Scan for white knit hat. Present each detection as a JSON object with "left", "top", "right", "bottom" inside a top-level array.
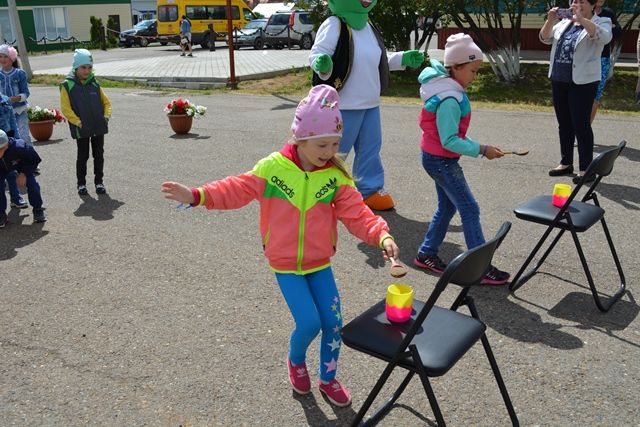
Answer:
[
  {"left": 0, "top": 130, "right": 8, "bottom": 149},
  {"left": 443, "top": 33, "right": 483, "bottom": 66}
]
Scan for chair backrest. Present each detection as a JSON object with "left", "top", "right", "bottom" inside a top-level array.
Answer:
[
  {"left": 439, "top": 221, "right": 512, "bottom": 288},
  {"left": 584, "top": 140, "right": 626, "bottom": 180},
  {"left": 395, "top": 222, "right": 512, "bottom": 354},
  {"left": 551, "top": 141, "right": 626, "bottom": 215}
]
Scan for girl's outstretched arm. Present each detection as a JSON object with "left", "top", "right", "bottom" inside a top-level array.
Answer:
[{"left": 161, "top": 181, "right": 194, "bottom": 204}]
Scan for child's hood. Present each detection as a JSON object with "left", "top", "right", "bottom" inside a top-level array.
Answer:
[
  {"left": 418, "top": 59, "right": 465, "bottom": 103},
  {"left": 65, "top": 69, "right": 96, "bottom": 84}
]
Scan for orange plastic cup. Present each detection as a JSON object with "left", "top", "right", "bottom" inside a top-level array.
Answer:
[
  {"left": 385, "top": 284, "right": 413, "bottom": 323},
  {"left": 552, "top": 183, "right": 572, "bottom": 207}
]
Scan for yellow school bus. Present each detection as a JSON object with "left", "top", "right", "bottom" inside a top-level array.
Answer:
[{"left": 157, "top": 0, "right": 255, "bottom": 48}]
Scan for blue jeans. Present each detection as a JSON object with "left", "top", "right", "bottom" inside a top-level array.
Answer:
[
  {"left": 275, "top": 267, "right": 342, "bottom": 382},
  {"left": 0, "top": 172, "right": 42, "bottom": 212},
  {"left": 418, "top": 152, "right": 485, "bottom": 257},
  {"left": 4, "top": 170, "right": 21, "bottom": 204},
  {"left": 339, "top": 107, "right": 384, "bottom": 199}
]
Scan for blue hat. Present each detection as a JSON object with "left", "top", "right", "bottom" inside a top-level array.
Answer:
[
  {"left": 0, "top": 130, "right": 8, "bottom": 149},
  {"left": 72, "top": 48, "right": 93, "bottom": 70}
]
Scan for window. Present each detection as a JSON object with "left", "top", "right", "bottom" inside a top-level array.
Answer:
[
  {"left": 269, "top": 14, "right": 290, "bottom": 25},
  {"left": 158, "top": 5, "right": 178, "bottom": 22},
  {"left": 298, "top": 13, "right": 311, "bottom": 25},
  {"left": 186, "top": 6, "right": 208, "bottom": 20},
  {"left": 0, "top": 10, "right": 15, "bottom": 43},
  {"left": 243, "top": 8, "right": 254, "bottom": 21},
  {"left": 188, "top": 5, "right": 239, "bottom": 20},
  {"left": 33, "top": 7, "right": 69, "bottom": 40}
]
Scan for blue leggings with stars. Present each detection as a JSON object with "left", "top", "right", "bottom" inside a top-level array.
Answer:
[{"left": 276, "top": 267, "right": 342, "bottom": 382}]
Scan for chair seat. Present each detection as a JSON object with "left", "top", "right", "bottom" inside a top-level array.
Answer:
[
  {"left": 514, "top": 195, "right": 605, "bottom": 232},
  {"left": 341, "top": 300, "right": 486, "bottom": 377}
]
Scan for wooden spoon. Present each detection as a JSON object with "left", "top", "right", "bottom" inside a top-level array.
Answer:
[
  {"left": 389, "top": 257, "right": 408, "bottom": 278},
  {"left": 502, "top": 150, "right": 529, "bottom": 156}
]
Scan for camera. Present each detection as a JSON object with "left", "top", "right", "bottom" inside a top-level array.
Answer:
[{"left": 556, "top": 8, "right": 573, "bottom": 19}]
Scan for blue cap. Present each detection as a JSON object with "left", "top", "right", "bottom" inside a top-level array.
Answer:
[{"left": 72, "top": 48, "right": 93, "bottom": 70}]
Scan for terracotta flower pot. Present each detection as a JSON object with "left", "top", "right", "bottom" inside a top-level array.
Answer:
[
  {"left": 29, "top": 119, "right": 55, "bottom": 142},
  {"left": 167, "top": 114, "right": 193, "bottom": 135}
]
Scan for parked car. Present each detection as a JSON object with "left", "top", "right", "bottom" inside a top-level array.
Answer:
[
  {"left": 264, "top": 10, "right": 314, "bottom": 50},
  {"left": 119, "top": 19, "right": 160, "bottom": 47},
  {"left": 225, "top": 18, "right": 268, "bottom": 50}
]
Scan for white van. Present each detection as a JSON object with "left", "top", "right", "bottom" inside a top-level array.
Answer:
[{"left": 263, "top": 10, "right": 315, "bottom": 49}]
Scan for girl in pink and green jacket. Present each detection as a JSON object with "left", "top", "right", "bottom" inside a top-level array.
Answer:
[{"left": 162, "top": 84, "right": 399, "bottom": 408}]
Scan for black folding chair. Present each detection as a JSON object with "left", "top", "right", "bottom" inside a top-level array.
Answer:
[
  {"left": 509, "top": 141, "right": 627, "bottom": 312},
  {"left": 341, "top": 222, "right": 518, "bottom": 426}
]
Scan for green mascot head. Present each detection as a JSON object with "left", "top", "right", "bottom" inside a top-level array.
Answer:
[{"left": 328, "top": 0, "right": 378, "bottom": 31}]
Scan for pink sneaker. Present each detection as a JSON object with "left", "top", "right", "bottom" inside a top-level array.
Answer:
[
  {"left": 318, "top": 379, "right": 352, "bottom": 407},
  {"left": 287, "top": 358, "right": 311, "bottom": 394}
]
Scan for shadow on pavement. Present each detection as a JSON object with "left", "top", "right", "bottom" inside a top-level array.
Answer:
[
  {"left": 292, "top": 391, "right": 357, "bottom": 426},
  {"left": 473, "top": 287, "right": 585, "bottom": 350},
  {"left": 169, "top": 133, "right": 211, "bottom": 140},
  {"left": 33, "top": 138, "right": 64, "bottom": 146},
  {"left": 357, "top": 210, "right": 463, "bottom": 270},
  {"left": 596, "top": 142, "right": 640, "bottom": 163},
  {"left": 594, "top": 182, "right": 640, "bottom": 210},
  {"left": 270, "top": 94, "right": 298, "bottom": 111},
  {"left": 547, "top": 291, "right": 640, "bottom": 346},
  {"left": 74, "top": 193, "right": 124, "bottom": 221},
  {"left": 0, "top": 209, "right": 49, "bottom": 260}
]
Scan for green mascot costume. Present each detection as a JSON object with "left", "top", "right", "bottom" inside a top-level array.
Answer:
[{"left": 310, "top": 0, "right": 424, "bottom": 210}]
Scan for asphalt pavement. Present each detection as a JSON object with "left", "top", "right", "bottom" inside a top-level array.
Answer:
[{"left": 1, "top": 86, "right": 639, "bottom": 426}]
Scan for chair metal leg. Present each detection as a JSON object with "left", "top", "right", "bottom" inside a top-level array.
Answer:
[
  {"left": 410, "top": 345, "right": 446, "bottom": 426},
  {"left": 510, "top": 227, "right": 565, "bottom": 292},
  {"left": 569, "top": 224, "right": 625, "bottom": 312},
  {"left": 467, "top": 298, "right": 519, "bottom": 426},
  {"left": 361, "top": 372, "right": 414, "bottom": 427},
  {"left": 350, "top": 361, "right": 398, "bottom": 427}
]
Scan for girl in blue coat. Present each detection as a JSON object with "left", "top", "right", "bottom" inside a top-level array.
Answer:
[{"left": 0, "top": 44, "right": 31, "bottom": 146}]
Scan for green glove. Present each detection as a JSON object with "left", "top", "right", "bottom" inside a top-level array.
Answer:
[
  {"left": 402, "top": 50, "right": 425, "bottom": 68},
  {"left": 312, "top": 54, "right": 333, "bottom": 74}
]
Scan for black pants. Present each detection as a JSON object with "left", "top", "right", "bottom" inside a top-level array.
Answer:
[
  {"left": 551, "top": 80, "right": 599, "bottom": 172},
  {"left": 76, "top": 135, "right": 104, "bottom": 186}
]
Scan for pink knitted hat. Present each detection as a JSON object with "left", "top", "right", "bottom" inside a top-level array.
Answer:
[
  {"left": 443, "top": 33, "right": 483, "bottom": 67},
  {"left": 291, "top": 84, "right": 343, "bottom": 141},
  {"left": 0, "top": 44, "right": 17, "bottom": 62}
]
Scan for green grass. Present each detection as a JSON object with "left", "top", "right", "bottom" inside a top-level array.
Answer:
[{"left": 31, "top": 63, "right": 640, "bottom": 115}]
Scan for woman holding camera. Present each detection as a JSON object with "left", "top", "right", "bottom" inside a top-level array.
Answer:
[{"left": 540, "top": 0, "right": 612, "bottom": 183}]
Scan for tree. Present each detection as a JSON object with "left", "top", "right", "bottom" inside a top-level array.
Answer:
[
  {"left": 434, "top": 0, "right": 545, "bottom": 82},
  {"left": 602, "top": 0, "right": 640, "bottom": 70},
  {"left": 7, "top": 0, "right": 32, "bottom": 80}
]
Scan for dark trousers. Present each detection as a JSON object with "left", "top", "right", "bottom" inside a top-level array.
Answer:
[
  {"left": 0, "top": 172, "right": 43, "bottom": 212},
  {"left": 551, "top": 80, "right": 599, "bottom": 172},
  {"left": 76, "top": 135, "right": 104, "bottom": 186}
]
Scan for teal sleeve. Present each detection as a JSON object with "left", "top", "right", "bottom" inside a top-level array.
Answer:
[{"left": 435, "top": 98, "right": 481, "bottom": 158}]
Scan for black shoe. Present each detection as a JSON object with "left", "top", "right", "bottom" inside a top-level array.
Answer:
[
  {"left": 413, "top": 254, "right": 447, "bottom": 274},
  {"left": 33, "top": 208, "right": 46, "bottom": 223},
  {"left": 573, "top": 173, "right": 595, "bottom": 184},
  {"left": 95, "top": 183, "right": 107, "bottom": 194},
  {"left": 480, "top": 265, "right": 510, "bottom": 285},
  {"left": 78, "top": 185, "right": 88, "bottom": 195},
  {"left": 548, "top": 164, "right": 574, "bottom": 176},
  {"left": 34, "top": 167, "right": 41, "bottom": 176},
  {"left": 0, "top": 212, "right": 7, "bottom": 228}
]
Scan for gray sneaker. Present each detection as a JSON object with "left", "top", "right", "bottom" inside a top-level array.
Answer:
[
  {"left": 10, "top": 197, "right": 28, "bottom": 209},
  {"left": 33, "top": 208, "right": 46, "bottom": 223}
]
